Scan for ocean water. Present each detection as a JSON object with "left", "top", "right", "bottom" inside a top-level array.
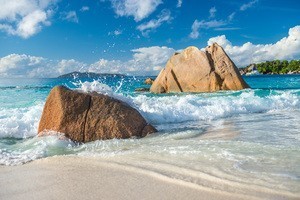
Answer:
[{"left": 0, "top": 75, "right": 299, "bottom": 196}]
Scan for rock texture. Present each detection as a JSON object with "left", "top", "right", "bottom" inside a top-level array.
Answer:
[
  {"left": 38, "top": 86, "right": 156, "bottom": 142},
  {"left": 144, "top": 78, "right": 154, "bottom": 85},
  {"left": 150, "top": 43, "right": 249, "bottom": 93}
]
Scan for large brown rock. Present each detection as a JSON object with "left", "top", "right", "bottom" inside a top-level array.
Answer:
[
  {"left": 150, "top": 43, "right": 249, "bottom": 93},
  {"left": 38, "top": 86, "right": 156, "bottom": 142}
]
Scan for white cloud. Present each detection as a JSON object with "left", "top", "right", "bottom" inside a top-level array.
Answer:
[
  {"left": 2, "top": 25, "right": 298, "bottom": 77},
  {"left": 1, "top": 24, "right": 300, "bottom": 77},
  {"left": 177, "top": 0, "right": 182, "bottom": 8},
  {"left": 189, "top": 6, "right": 230, "bottom": 39},
  {"left": 207, "top": 25, "right": 300, "bottom": 67},
  {"left": 56, "top": 59, "right": 86, "bottom": 74},
  {"left": 137, "top": 9, "right": 172, "bottom": 36},
  {"left": 0, "top": 0, "right": 57, "bottom": 38},
  {"left": 91, "top": 46, "right": 175, "bottom": 75},
  {"left": 240, "top": 0, "right": 258, "bottom": 11},
  {"left": 80, "top": 6, "right": 89, "bottom": 12},
  {"left": 131, "top": 46, "right": 175, "bottom": 67},
  {"left": 0, "top": 46, "right": 176, "bottom": 77},
  {"left": 61, "top": 11, "right": 79, "bottom": 23},
  {"left": 110, "top": 0, "right": 162, "bottom": 22},
  {"left": 0, "top": 54, "right": 87, "bottom": 78},
  {"left": 189, "top": 19, "right": 227, "bottom": 39},
  {"left": 17, "top": 10, "right": 49, "bottom": 38},
  {"left": 189, "top": 20, "right": 201, "bottom": 39},
  {"left": 209, "top": 7, "right": 217, "bottom": 18},
  {"left": 89, "top": 59, "right": 124, "bottom": 74},
  {"left": 0, "top": 54, "right": 45, "bottom": 77}
]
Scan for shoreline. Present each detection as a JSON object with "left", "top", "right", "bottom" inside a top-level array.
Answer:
[{"left": 0, "top": 156, "right": 298, "bottom": 200}]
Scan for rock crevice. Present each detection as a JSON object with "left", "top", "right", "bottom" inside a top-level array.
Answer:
[
  {"left": 82, "top": 95, "right": 92, "bottom": 142},
  {"left": 170, "top": 69, "right": 183, "bottom": 92}
]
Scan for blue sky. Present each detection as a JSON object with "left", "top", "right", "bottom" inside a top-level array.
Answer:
[{"left": 0, "top": 0, "right": 299, "bottom": 77}]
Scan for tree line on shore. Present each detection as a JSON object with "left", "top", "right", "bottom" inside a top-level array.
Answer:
[{"left": 240, "top": 60, "right": 300, "bottom": 75}]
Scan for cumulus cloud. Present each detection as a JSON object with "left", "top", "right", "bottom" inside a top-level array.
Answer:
[
  {"left": 131, "top": 46, "right": 175, "bottom": 67},
  {"left": 89, "top": 59, "right": 123, "bottom": 74},
  {"left": 0, "top": 0, "right": 57, "bottom": 38},
  {"left": 177, "top": 0, "right": 182, "bottom": 8},
  {"left": 189, "top": 19, "right": 227, "bottom": 39},
  {"left": 90, "top": 46, "right": 175, "bottom": 75},
  {"left": 56, "top": 59, "right": 86, "bottom": 74},
  {"left": 2, "top": 25, "right": 298, "bottom": 77},
  {"left": 207, "top": 25, "right": 300, "bottom": 67},
  {"left": 209, "top": 7, "right": 217, "bottom": 18},
  {"left": 0, "top": 46, "right": 176, "bottom": 77},
  {"left": 61, "top": 11, "right": 79, "bottom": 23},
  {"left": 110, "top": 0, "right": 162, "bottom": 22},
  {"left": 0, "top": 54, "right": 88, "bottom": 77},
  {"left": 137, "top": 9, "right": 172, "bottom": 36},
  {"left": 240, "top": 0, "right": 259, "bottom": 11},
  {"left": 0, "top": 54, "right": 45, "bottom": 77}
]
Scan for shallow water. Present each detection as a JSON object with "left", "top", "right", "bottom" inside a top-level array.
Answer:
[{"left": 0, "top": 75, "right": 299, "bottom": 195}]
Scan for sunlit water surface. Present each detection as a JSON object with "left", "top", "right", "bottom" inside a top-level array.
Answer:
[{"left": 0, "top": 75, "right": 299, "bottom": 196}]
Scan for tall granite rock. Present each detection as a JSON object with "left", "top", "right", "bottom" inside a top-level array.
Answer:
[
  {"left": 38, "top": 86, "right": 156, "bottom": 142},
  {"left": 150, "top": 43, "right": 249, "bottom": 93}
]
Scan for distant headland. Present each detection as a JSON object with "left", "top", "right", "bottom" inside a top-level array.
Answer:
[
  {"left": 240, "top": 60, "right": 300, "bottom": 75},
  {"left": 57, "top": 71, "right": 126, "bottom": 78}
]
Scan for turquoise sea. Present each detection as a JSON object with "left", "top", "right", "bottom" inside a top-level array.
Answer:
[{"left": 0, "top": 75, "right": 299, "bottom": 196}]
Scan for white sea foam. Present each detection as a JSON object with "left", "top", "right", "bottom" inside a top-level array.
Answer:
[
  {"left": 75, "top": 80, "right": 136, "bottom": 106},
  {"left": 136, "top": 91, "right": 299, "bottom": 124},
  {"left": 0, "top": 103, "right": 44, "bottom": 138},
  {"left": 1, "top": 80, "right": 299, "bottom": 195},
  {"left": 0, "top": 135, "right": 75, "bottom": 165},
  {"left": 76, "top": 81, "right": 299, "bottom": 125},
  {"left": 75, "top": 80, "right": 114, "bottom": 95},
  {"left": 0, "top": 81, "right": 299, "bottom": 139}
]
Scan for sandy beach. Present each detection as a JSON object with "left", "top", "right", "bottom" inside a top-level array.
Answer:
[
  {"left": 0, "top": 1, "right": 300, "bottom": 200},
  {"left": 0, "top": 156, "right": 297, "bottom": 200}
]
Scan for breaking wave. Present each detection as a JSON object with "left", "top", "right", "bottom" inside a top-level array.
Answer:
[{"left": 0, "top": 81, "right": 299, "bottom": 139}]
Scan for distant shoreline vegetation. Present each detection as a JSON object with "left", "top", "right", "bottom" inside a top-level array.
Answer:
[{"left": 240, "top": 60, "right": 300, "bottom": 75}]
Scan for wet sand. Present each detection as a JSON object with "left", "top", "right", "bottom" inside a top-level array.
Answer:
[{"left": 0, "top": 156, "right": 297, "bottom": 200}]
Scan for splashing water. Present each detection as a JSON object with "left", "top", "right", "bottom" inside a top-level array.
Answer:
[{"left": 0, "top": 75, "right": 299, "bottom": 196}]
